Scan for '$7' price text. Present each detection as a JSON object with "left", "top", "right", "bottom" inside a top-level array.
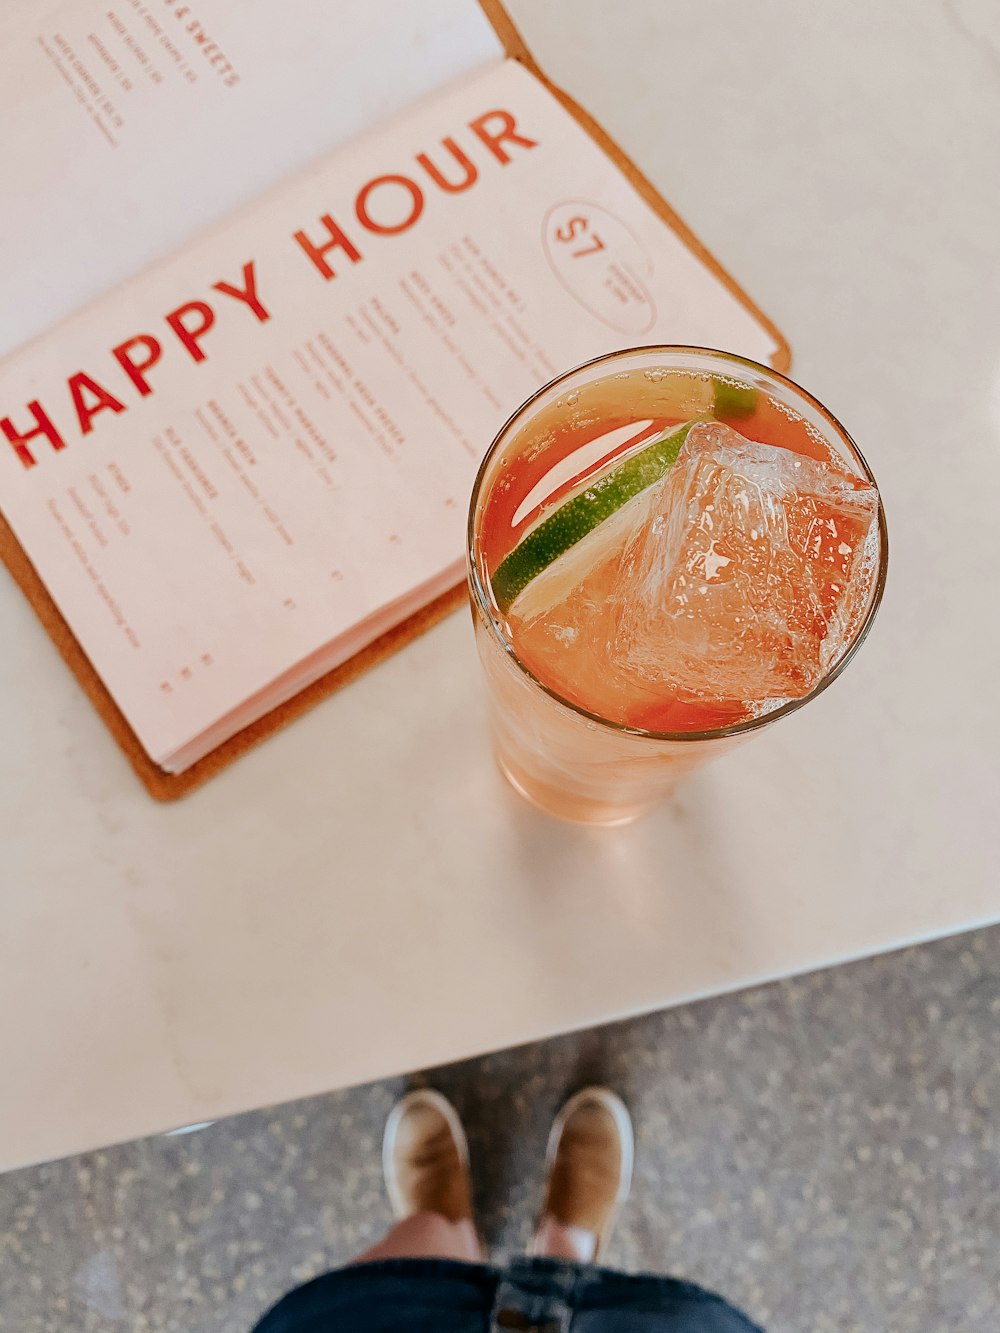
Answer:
[{"left": 554, "top": 214, "right": 605, "bottom": 258}]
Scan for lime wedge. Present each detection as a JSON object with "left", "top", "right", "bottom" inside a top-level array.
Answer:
[
  {"left": 506, "top": 486, "right": 653, "bottom": 625},
  {"left": 492, "top": 418, "right": 698, "bottom": 615},
  {"left": 712, "top": 376, "right": 758, "bottom": 419}
]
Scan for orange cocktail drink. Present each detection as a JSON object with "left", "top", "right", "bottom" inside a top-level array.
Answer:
[{"left": 468, "top": 347, "right": 887, "bottom": 825}]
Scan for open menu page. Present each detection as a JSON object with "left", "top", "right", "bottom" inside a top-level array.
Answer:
[
  {"left": 0, "top": 58, "right": 779, "bottom": 770},
  {"left": 0, "top": 0, "right": 504, "bottom": 358}
]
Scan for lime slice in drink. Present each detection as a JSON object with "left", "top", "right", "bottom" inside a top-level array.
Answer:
[
  {"left": 504, "top": 486, "right": 656, "bottom": 625},
  {"left": 492, "top": 419, "right": 698, "bottom": 616},
  {"left": 712, "top": 376, "right": 758, "bottom": 419}
]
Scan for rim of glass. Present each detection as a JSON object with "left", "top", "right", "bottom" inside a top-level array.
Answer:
[{"left": 467, "top": 345, "right": 889, "bottom": 744}]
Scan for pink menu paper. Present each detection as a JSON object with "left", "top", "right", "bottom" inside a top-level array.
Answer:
[{"left": 0, "top": 56, "right": 783, "bottom": 775}]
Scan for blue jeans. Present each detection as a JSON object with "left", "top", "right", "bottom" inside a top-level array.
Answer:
[{"left": 253, "top": 1256, "right": 763, "bottom": 1331}]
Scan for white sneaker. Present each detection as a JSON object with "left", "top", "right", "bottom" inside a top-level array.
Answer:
[
  {"left": 382, "top": 1089, "right": 476, "bottom": 1225},
  {"left": 533, "top": 1086, "right": 634, "bottom": 1259}
]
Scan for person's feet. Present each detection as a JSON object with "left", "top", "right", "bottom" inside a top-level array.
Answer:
[
  {"left": 533, "top": 1087, "right": 634, "bottom": 1262},
  {"left": 375, "top": 1084, "right": 632, "bottom": 1268},
  {"left": 382, "top": 1088, "right": 475, "bottom": 1225}
]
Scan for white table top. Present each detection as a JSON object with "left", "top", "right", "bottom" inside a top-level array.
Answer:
[{"left": 3, "top": 0, "right": 998, "bottom": 1174}]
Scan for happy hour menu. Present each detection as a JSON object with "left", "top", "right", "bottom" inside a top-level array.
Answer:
[{"left": 0, "top": 58, "right": 779, "bottom": 770}]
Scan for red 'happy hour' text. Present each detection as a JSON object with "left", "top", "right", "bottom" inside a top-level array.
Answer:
[{"left": 1, "top": 108, "right": 537, "bottom": 469}]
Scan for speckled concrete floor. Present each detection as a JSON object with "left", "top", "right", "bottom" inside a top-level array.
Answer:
[{"left": 1, "top": 926, "right": 997, "bottom": 1333}]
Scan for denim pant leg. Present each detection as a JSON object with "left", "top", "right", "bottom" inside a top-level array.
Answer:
[
  {"left": 492, "top": 1260, "right": 763, "bottom": 1333},
  {"left": 252, "top": 1258, "right": 497, "bottom": 1333}
]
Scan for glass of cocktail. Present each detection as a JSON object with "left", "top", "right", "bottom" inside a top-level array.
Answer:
[{"left": 467, "top": 346, "right": 887, "bottom": 825}]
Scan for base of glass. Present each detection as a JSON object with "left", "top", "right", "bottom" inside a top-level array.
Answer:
[{"left": 496, "top": 753, "right": 657, "bottom": 827}]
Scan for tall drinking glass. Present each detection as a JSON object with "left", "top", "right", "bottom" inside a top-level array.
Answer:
[{"left": 467, "top": 347, "right": 887, "bottom": 825}]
